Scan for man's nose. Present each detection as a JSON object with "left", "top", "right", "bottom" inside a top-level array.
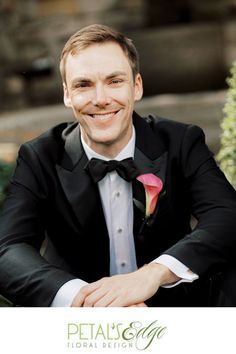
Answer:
[{"left": 92, "top": 84, "right": 111, "bottom": 107}]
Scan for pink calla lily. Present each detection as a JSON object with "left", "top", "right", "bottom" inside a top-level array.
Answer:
[{"left": 136, "top": 173, "right": 163, "bottom": 217}]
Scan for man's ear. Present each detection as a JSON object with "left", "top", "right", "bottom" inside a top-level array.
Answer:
[
  {"left": 63, "top": 83, "right": 72, "bottom": 107},
  {"left": 134, "top": 73, "right": 143, "bottom": 102}
]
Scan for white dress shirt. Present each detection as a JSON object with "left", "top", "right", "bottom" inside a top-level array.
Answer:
[{"left": 51, "top": 126, "right": 198, "bottom": 306}]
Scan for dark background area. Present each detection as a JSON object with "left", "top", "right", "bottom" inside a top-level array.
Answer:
[
  {"left": 1, "top": 0, "right": 236, "bottom": 110},
  {"left": 0, "top": 0, "right": 236, "bottom": 161}
]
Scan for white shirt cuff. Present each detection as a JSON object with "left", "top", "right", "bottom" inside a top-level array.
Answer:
[
  {"left": 152, "top": 254, "right": 199, "bottom": 288},
  {"left": 50, "top": 279, "right": 88, "bottom": 307}
]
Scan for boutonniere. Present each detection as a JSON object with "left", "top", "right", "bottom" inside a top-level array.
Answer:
[{"left": 134, "top": 173, "right": 163, "bottom": 219}]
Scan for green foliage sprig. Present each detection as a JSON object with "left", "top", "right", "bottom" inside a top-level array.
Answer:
[
  {"left": 217, "top": 62, "right": 236, "bottom": 188},
  {"left": 0, "top": 160, "right": 14, "bottom": 306},
  {"left": 0, "top": 160, "right": 14, "bottom": 211}
]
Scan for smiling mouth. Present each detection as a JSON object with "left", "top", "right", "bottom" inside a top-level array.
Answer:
[{"left": 88, "top": 110, "right": 119, "bottom": 120}]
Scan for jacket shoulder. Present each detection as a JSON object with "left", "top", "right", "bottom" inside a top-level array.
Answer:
[
  {"left": 20, "top": 122, "right": 74, "bottom": 162},
  {"left": 145, "top": 114, "right": 190, "bottom": 132},
  {"left": 144, "top": 114, "right": 205, "bottom": 141}
]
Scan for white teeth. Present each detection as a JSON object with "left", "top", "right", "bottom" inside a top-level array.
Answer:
[{"left": 92, "top": 112, "right": 116, "bottom": 120}]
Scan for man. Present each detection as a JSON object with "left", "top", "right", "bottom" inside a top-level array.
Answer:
[{"left": 0, "top": 24, "right": 236, "bottom": 307}]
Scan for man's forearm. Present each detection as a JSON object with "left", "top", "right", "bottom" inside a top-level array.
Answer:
[{"left": 152, "top": 254, "right": 199, "bottom": 287}]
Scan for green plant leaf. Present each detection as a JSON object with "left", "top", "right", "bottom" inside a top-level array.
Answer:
[
  {"left": 217, "top": 61, "right": 236, "bottom": 189},
  {"left": 133, "top": 198, "right": 145, "bottom": 214}
]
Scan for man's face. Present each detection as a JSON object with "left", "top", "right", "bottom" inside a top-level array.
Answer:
[{"left": 63, "top": 42, "right": 143, "bottom": 157}]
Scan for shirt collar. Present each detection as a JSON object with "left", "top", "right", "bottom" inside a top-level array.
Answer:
[{"left": 81, "top": 126, "right": 136, "bottom": 161}]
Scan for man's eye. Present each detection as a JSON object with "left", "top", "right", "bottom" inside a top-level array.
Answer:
[
  {"left": 110, "top": 79, "right": 122, "bottom": 85},
  {"left": 74, "top": 82, "right": 90, "bottom": 89}
]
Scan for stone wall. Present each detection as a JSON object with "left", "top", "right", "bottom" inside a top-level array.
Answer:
[
  {"left": 128, "top": 23, "right": 225, "bottom": 95},
  {"left": 1, "top": 19, "right": 236, "bottom": 112}
]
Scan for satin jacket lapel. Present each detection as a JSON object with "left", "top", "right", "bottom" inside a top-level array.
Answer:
[
  {"left": 56, "top": 123, "right": 108, "bottom": 234},
  {"left": 132, "top": 113, "right": 168, "bottom": 238}
]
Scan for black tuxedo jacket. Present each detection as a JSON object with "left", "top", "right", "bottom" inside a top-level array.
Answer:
[{"left": 0, "top": 112, "right": 236, "bottom": 306}]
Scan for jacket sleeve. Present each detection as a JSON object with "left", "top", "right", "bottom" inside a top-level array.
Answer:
[
  {"left": 164, "top": 124, "right": 236, "bottom": 276},
  {"left": 0, "top": 144, "right": 76, "bottom": 306}
]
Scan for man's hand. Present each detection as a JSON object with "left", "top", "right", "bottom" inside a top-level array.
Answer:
[{"left": 71, "top": 263, "right": 179, "bottom": 307}]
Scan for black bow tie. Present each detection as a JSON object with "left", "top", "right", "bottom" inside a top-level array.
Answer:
[{"left": 85, "top": 157, "right": 139, "bottom": 183}]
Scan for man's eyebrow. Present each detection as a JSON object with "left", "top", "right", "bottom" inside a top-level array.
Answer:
[
  {"left": 70, "top": 71, "right": 127, "bottom": 87},
  {"left": 106, "top": 71, "right": 127, "bottom": 79},
  {"left": 71, "top": 77, "right": 92, "bottom": 86}
]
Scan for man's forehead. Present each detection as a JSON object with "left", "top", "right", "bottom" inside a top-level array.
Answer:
[
  {"left": 65, "top": 43, "right": 132, "bottom": 79},
  {"left": 68, "top": 42, "right": 130, "bottom": 64}
]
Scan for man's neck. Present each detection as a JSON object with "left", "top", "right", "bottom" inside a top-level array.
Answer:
[
  {"left": 81, "top": 127, "right": 136, "bottom": 161},
  {"left": 86, "top": 144, "right": 125, "bottom": 159}
]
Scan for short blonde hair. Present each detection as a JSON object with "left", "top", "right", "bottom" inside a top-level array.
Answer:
[{"left": 60, "top": 24, "right": 139, "bottom": 84}]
